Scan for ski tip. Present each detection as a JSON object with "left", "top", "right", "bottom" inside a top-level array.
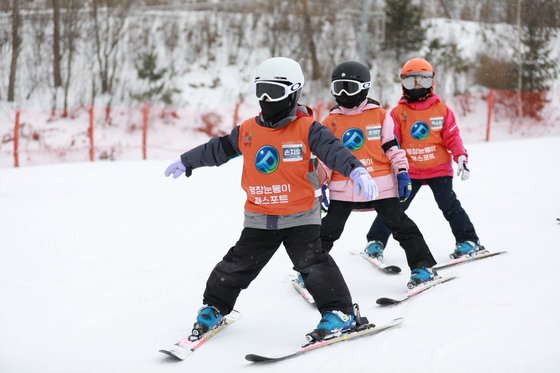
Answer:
[
  {"left": 385, "top": 265, "right": 402, "bottom": 274},
  {"left": 245, "top": 354, "right": 273, "bottom": 363},
  {"left": 376, "top": 297, "right": 400, "bottom": 306},
  {"left": 391, "top": 317, "right": 405, "bottom": 326},
  {"left": 159, "top": 349, "right": 185, "bottom": 360}
]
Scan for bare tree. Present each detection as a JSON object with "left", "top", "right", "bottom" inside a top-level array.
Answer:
[
  {"left": 301, "top": 0, "right": 320, "bottom": 80},
  {"left": 52, "top": 0, "right": 63, "bottom": 88},
  {"left": 8, "top": 0, "right": 21, "bottom": 102},
  {"left": 62, "top": 0, "right": 82, "bottom": 116},
  {"left": 91, "top": 0, "right": 131, "bottom": 95}
]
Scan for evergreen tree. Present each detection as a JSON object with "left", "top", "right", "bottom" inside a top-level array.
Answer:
[
  {"left": 520, "top": 0, "right": 558, "bottom": 92},
  {"left": 518, "top": 0, "right": 559, "bottom": 117},
  {"left": 132, "top": 51, "right": 180, "bottom": 105},
  {"left": 383, "top": 0, "right": 426, "bottom": 61}
]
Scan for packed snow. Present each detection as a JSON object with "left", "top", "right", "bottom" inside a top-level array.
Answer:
[{"left": 1, "top": 134, "right": 559, "bottom": 373}]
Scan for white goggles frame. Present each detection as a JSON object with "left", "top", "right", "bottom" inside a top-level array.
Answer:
[
  {"left": 331, "top": 79, "right": 371, "bottom": 96},
  {"left": 255, "top": 81, "right": 304, "bottom": 102},
  {"left": 401, "top": 73, "right": 434, "bottom": 90}
]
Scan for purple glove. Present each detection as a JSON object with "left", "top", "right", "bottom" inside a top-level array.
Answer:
[
  {"left": 350, "top": 167, "right": 379, "bottom": 200},
  {"left": 164, "top": 159, "right": 187, "bottom": 179},
  {"left": 397, "top": 170, "right": 412, "bottom": 202}
]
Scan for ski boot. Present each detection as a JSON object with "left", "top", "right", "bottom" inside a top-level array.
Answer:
[
  {"left": 365, "top": 240, "right": 385, "bottom": 260},
  {"left": 407, "top": 267, "right": 437, "bottom": 289},
  {"left": 450, "top": 241, "right": 484, "bottom": 259},
  {"left": 189, "top": 305, "right": 223, "bottom": 341},
  {"left": 306, "top": 311, "right": 356, "bottom": 343},
  {"left": 295, "top": 272, "right": 305, "bottom": 288}
]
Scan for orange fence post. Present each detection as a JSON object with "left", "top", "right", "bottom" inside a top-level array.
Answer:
[
  {"left": 14, "top": 110, "right": 20, "bottom": 168},
  {"left": 486, "top": 90, "right": 494, "bottom": 142},
  {"left": 88, "top": 106, "right": 95, "bottom": 162},
  {"left": 142, "top": 103, "right": 149, "bottom": 160}
]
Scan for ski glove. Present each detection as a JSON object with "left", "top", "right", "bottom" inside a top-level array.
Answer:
[
  {"left": 350, "top": 167, "right": 379, "bottom": 200},
  {"left": 456, "top": 155, "right": 470, "bottom": 181},
  {"left": 164, "top": 159, "right": 187, "bottom": 179},
  {"left": 397, "top": 170, "right": 412, "bottom": 202},
  {"left": 320, "top": 184, "right": 330, "bottom": 212}
]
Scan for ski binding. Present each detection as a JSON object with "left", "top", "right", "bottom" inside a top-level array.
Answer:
[{"left": 159, "top": 310, "right": 241, "bottom": 360}]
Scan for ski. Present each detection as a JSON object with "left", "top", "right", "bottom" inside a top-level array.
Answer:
[
  {"left": 434, "top": 250, "right": 506, "bottom": 270},
  {"left": 245, "top": 317, "right": 404, "bottom": 364},
  {"left": 352, "top": 251, "right": 402, "bottom": 274},
  {"left": 376, "top": 275, "right": 456, "bottom": 306},
  {"left": 159, "top": 310, "right": 241, "bottom": 360},
  {"left": 291, "top": 275, "right": 315, "bottom": 304}
]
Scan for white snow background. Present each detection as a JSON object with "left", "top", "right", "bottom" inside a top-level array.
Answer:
[{"left": 1, "top": 134, "right": 560, "bottom": 373}]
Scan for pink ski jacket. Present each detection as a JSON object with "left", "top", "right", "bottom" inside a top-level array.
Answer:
[
  {"left": 391, "top": 95, "right": 468, "bottom": 180},
  {"left": 318, "top": 99, "right": 409, "bottom": 202}
]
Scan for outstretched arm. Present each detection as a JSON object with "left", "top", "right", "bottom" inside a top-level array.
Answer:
[
  {"left": 308, "top": 122, "right": 362, "bottom": 176},
  {"left": 165, "top": 126, "right": 241, "bottom": 178},
  {"left": 309, "top": 122, "right": 378, "bottom": 200}
]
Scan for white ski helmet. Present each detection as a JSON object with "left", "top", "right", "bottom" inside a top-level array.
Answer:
[{"left": 254, "top": 57, "right": 305, "bottom": 88}]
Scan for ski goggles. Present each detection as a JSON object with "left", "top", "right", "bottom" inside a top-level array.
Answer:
[
  {"left": 255, "top": 81, "right": 303, "bottom": 102},
  {"left": 401, "top": 73, "right": 434, "bottom": 90},
  {"left": 331, "top": 79, "right": 371, "bottom": 96}
]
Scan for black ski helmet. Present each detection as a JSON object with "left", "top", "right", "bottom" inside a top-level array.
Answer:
[
  {"left": 331, "top": 61, "right": 371, "bottom": 108},
  {"left": 331, "top": 61, "right": 371, "bottom": 83}
]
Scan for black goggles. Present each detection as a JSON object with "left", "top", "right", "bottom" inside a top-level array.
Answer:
[
  {"left": 255, "top": 81, "right": 303, "bottom": 102},
  {"left": 331, "top": 79, "right": 371, "bottom": 96}
]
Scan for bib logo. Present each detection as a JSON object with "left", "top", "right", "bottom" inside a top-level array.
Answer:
[
  {"left": 255, "top": 145, "right": 280, "bottom": 174},
  {"left": 411, "top": 121, "right": 430, "bottom": 140},
  {"left": 342, "top": 128, "right": 365, "bottom": 151}
]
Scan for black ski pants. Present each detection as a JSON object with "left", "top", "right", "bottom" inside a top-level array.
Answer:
[
  {"left": 321, "top": 198, "right": 436, "bottom": 269},
  {"left": 203, "top": 225, "right": 353, "bottom": 316},
  {"left": 367, "top": 176, "right": 479, "bottom": 248}
]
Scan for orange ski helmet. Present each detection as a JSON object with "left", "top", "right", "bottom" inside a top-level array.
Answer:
[{"left": 400, "top": 58, "right": 434, "bottom": 78}]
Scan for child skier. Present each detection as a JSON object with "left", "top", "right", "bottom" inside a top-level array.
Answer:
[
  {"left": 367, "top": 57, "right": 483, "bottom": 260},
  {"left": 310, "top": 61, "right": 438, "bottom": 287},
  {"left": 164, "top": 57, "right": 377, "bottom": 342}
]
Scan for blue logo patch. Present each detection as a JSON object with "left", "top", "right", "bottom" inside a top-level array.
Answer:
[
  {"left": 410, "top": 121, "right": 430, "bottom": 140},
  {"left": 342, "top": 128, "right": 365, "bottom": 151},
  {"left": 255, "top": 145, "right": 280, "bottom": 174}
]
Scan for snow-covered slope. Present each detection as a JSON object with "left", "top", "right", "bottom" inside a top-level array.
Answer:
[{"left": 1, "top": 136, "right": 559, "bottom": 373}]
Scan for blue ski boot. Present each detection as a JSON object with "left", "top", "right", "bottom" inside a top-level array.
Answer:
[
  {"left": 365, "top": 240, "right": 384, "bottom": 260},
  {"left": 296, "top": 272, "right": 305, "bottom": 287},
  {"left": 451, "top": 241, "right": 480, "bottom": 258},
  {"left": 407, "top": 267, "right": 436, "bottom": 289},
  {"left": 190, "top": 305, "right": 223, "bottom": 340},
  {"left": 306, "top": 310, "right": 356, "bottom": 342}
]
